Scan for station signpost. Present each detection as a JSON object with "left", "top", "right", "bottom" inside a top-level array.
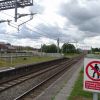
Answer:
[{"left": 84, "top": 58, "right": 100, "bottom": 100}]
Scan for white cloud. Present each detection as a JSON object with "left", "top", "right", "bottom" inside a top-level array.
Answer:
[
  {"left": 84, "top": 36, "right": 100, "bottom": 48},
  {"left": 0, "top": 0, "right": 100, "bottom": 48}
]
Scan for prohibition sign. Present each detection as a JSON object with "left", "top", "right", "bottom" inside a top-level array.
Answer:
[{"left": 86, "top": 61, "right": 100, "bottom": 81}]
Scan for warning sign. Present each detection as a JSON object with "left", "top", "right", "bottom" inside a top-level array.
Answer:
[{"left": 84, "top": 58, "right": 100, "bottom": 93}]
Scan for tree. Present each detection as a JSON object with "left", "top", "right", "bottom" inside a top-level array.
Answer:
[
  {"left": 41, "top": 44, "right": 57, "bottom": 53},
  {"left": 92, "top": 48, "right": 100, "bottom": 53},
  {"left": 48, "top": 44, "right": 57, "bottom": 53},
  {"left": 42, "top": 44, "right": 47, "bottom": 53},
  {"left": 62, "top": 43, "right": 76, "bottom": 53}
]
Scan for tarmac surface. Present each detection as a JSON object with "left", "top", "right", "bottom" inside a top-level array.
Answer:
[{"left": 35, "top": 58, "right": 83, "bottom": 100}]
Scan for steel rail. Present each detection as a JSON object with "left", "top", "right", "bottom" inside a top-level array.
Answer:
[
  {"left": 14, "top": 57, "right": 81, "bottom": 100},
  {"left": 0, "top": 58, "right": 70, "bottom": 92}
]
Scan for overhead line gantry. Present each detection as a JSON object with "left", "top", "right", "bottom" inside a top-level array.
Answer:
[
  {"left": 0, "top": 0, "right": 33, "bottom": 10},
  {"left": 0, "top": 0, "right": 34, "bottom": 22}
]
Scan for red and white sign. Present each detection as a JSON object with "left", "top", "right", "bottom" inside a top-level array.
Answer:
[{"left": 84, "top": 58, "right": 100, "bottom": 92}]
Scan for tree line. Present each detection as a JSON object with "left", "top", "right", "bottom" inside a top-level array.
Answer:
[
  {"left": 92, "top": 48, "right": 100, "bottom": 53},
  {"left": 41, "top": 43, "right": 79, "bottom": 54}
]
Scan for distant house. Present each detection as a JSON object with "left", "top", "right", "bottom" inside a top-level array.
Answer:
[
  {"left": 0, "top": 42, "right": 39, "bottom": 53},
  {"left": 6, "top": 44, "right": 16, "bottom": 53},
  {"left": 13, "top": 45, "right": 39, "bottom": 52},
  {"left": 0, "top": 42, "right": 16, "bottom": 53},
  {"left": 0, "top": 42, "right": 8, "bottom": 52}
]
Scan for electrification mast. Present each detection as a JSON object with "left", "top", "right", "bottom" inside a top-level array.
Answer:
[{"left": 57, "top": 38, "right": 59, "bottom": 53}]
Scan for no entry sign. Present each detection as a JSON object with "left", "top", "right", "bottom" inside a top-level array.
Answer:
[{"left": 84, "top": 58, "right": 100, "bottom": 93}]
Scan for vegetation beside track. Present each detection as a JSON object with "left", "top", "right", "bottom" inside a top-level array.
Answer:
[
  {"left": 0, "top": 53, "right": 82, "bottom": 68},
  {"left": 68, "top": 68, "right": 100, "bottom": 100},
  {"left": 0, "top": 56, "right": 56, "bottom": 68}
]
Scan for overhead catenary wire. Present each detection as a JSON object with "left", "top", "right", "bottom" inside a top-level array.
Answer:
[
  {"left": 0, "top": 11, "right": 60, "bottom": 40},
  {"left": 0, "top": 4, "right": 76, "bottom": 43},
  {"left": 0, "top": 7, "right": 72, "bottom": 46},
  {"left": 0, "top": 2, "right": 79, "bottom": 48},
  {"left": 1, "top": 11, "right": 51, "bottom": 31},
  {"left": 0, "top": 12, "right": 46, "bottom": 36},
  {"left": 0, "top": 12, "right": 78, "bottom": 49}
]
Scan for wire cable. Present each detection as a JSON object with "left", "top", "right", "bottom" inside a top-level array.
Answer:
[{"left": 0, "top": 11, "right": 59, "bottom": 40}]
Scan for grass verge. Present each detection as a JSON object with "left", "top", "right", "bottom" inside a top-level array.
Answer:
[
  {"left": 68, "top": 68, "right": 100, "bottom": 100},
  {"left": 0, "top": 56, "right": 56, "bottom": 68}
]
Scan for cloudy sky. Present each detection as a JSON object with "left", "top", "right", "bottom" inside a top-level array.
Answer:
[{"left": 0, "top": 0, "right": 100, "bottom": 49}]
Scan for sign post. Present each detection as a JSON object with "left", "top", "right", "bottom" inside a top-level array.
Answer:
[
  {"left": 84, "top": 58, "right": 100, "bottom": 100},
  {"left": 93, "top": 92, "right": 98, "bottom": 100}
]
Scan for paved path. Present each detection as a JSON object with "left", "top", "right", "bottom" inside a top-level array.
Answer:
[
  {"left": 55, "top": 59, "right": 83, "bottom": 100},
  {"left": 35, "top": 58, "right": 83, "bottom": 100}
]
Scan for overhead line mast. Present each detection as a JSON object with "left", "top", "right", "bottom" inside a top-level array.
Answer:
[{"left": 57, "top": 38, "right": 59, "bottom": 53}]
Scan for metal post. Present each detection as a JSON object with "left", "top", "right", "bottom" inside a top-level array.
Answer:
[
  {"left": 57, "top": 38, "right": 59, "bottom": 53},
  {"left": 11, "top": 53, "right": 12, "bottom": 65},
  {"left": 91, "top": 46, "right": 92, "bottom": 54},
  {"left": 41, "top": 44, "right": 42, "bottom": 57},
  {"left": 93, "top": 92, "right": 98, "bottom": 100},
  {"left": 15, "top": 0, "right": 17, "bottom": 22}
]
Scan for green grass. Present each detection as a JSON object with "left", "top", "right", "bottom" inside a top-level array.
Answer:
[
  {"left": 0, "top": 56, "right": 56, "bottom": 68},
  {"left": 68, "top": 69, "right": 100, "bottom": 100}
]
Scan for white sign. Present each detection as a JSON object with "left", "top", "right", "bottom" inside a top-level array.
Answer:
[{"left": 84, "top": 58, "right": 100, "bottom": 93}]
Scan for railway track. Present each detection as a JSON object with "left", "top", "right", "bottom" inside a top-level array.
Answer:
[
  {"left": 0, "top": 59, "right": 69, "bottom": 92},
  {"left": 15, "top": 55, "right": 83, "bottom": 100},
  {"left": 15, "top": 59, "right": 77, "bottom": 100},
  {"left": 0, "top": 55, "right": 84, "bottom": 100},
  {"left": 0, "top": 57, "right": 68, "bottom": 84}
]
